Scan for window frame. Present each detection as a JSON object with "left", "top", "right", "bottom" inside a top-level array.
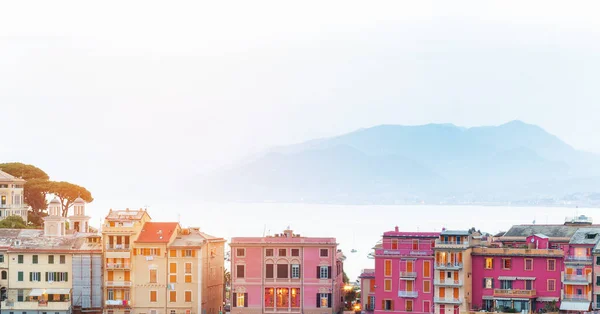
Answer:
[
  {"left": 524, "top": 258, "right": 533, "bottom": 271},
  {"left": 406, "top": 299, "right": 413, "bottom": 312},
  {"left": 423, "top": 280, "right": 431, "bottom": 293},
  {"left": 547, "top": 279, "right": 556, "bottom": 291},
  {"left": 291, "top": 248, "right": 300, "bottom": 257},
  {"left": 384, "top": 279, "right": 392, "bottom": 292},
  {"left": 485, "top": 258, "right": 493, "bottom": 269},
  {"left": 502, "top": 258, "right": 511, "bottom": 270},
  {"left": 185, "top": 290, "right": 192, "bottom": 303},
  {"left": 291, "top": 264, "right": 300, "bottom": 279},
  {"left": 236, "top": 248, "right": 245, "bottom": 257},
  {"left": 266, "top": 249, "right": 274, "bottom": 256},
  {"left": 384, "top": 260, "right": 392, "bottom": 277},
  {"left": 32, "top": 255, "right": 38, "bottom": 264},
  {"left": 169, "top": 290, "right": 176, "bottom": 303},
  {"left": 547, "top": 259, "right": 556, "bottom": 271},
  {"left": 320, "top": 249, "right": 329, "bottom": 257},
  {"left": 319, "top": 266, "right": 329, "bottom": 279},
  {"left": 236, "top": 264, "right": 245, "bottom": 279}
]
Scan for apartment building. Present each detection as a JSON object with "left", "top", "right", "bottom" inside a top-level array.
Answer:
[
  {"left": 0, "top": 169, "right": 29, "bottom": 223},
  {"left": 592, "top": 238, "right": 600, "bottom": 310},
  {"left": 102, "top": 209, "right": 225, "bottom": 314},
  {"left": 373, "top": 227, "right": 438, "bottom": 314},
  {"left": 0, "top": 197, "right": 102, "bottom": 314},
  {"left": 358, "top": 269, "right": 375, "bottom": 313},
  {"left": 433, "top": 230, "right": 473, "bottom": 314},
  {"left": 229, "top": 228, "right": 345, "bottom": 314}
]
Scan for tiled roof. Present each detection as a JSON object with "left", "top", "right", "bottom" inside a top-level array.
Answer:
[
  {"left": 105, "top": 209, "right": 149, "bottom": 220},
  {"left": 136, "top": 222, "right": 179, "bottom": 243},
  {"left": 441, "top": 230, "right": 470, "bottom": 236},
  {"left": 383, "top": 231, "right": 440, "bottom": 238},
  {"left": 170, "top": 228, "right": 226, "bottom": 247},
  {"left": 569, "top": 228, "right": 600, "bottom": 245},
  {"left": 502, "top": 224, "right": 594, "bottom": 238},
  {"left": 0, "top": 229, "right": 101, "bottom": 252}
]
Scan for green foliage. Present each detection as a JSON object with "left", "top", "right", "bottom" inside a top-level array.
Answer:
[
  {"left": 343, "top": 271, "right": 350, "bottom": 284},
  {"left": 0, "top": 215, "right": 28, "bottom": 229},
  {"left": 543, "top": 301, "right": 559, "bottom": 312},
  {"left": 0, "top": 163, "right": 49, "bottom": 181},
  {"left": 344, "top": 289, "right": 357, "bottom": 309}
]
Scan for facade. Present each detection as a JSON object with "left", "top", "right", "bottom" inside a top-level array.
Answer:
[
  {"left": 102, "top": 209, "right": 225, "bottom": 314},
  {"left": 229, "top": 229, "right": 345, "bottom": 314},
  {"left": 359, "top": 269, "right": 375, "bottom": 313},
  {"left": 592, "top": 237, "right": 600, "bottom": 310},
  {"left": 0, "top": 169, "right": 29, "bottom": 223},
  {"left": 433, "top": 230, "right": 473, "bottom": 314},
  {"left": 373, "top": 227, "right": 439, "bottom": 314},
  {"left": 0, "top": 197, "right": 101, "bottom": 314}
]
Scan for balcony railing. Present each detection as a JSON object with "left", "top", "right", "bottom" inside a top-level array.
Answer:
[
  {"left": 398, "top": 291, "right": 418, "bottom": 298},
  {"left": 564, "top": 274, "right": 591, "bottom": 283},
  {"left": 565, "top": 256, "right": 593, "bottom": 262},
  {"left": 1, "top": 301, "right": 71, "bottom": 310},
  {"left": 563, "top": 294, "right": 589, "bottom": 301},
  {"left": 106, "top": 263, "right": 131, "bottom": 269},
  {"left": 105, "top": 244, "right": 130, "bottom": 250},
  {"left": 435, "top": 239, "right": 469, "bottom": 248},
  {"left": 105, "top": 300, "right": 130, "bottom": 307},
  {"left": 434, "top": 297, "right": 462, "bottom": 304},
  {"left": 435, "top": 262, "right": 463, "bottom": 270},
  {"left": 105, "top": 281, "right": 132, "bottom": 287},
  {"left": 493, "top": 289, "right": 536, "bottom": 297},
  {"left": 399, "top": 272, "right": 417, "bottom": 278},
  {"left": 435, "top": 279, "right": 463, "bottom": 286}
]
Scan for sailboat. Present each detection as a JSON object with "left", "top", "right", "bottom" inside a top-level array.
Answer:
[{"left": 350, "top": 233, "right": 357, "bottom": 253}]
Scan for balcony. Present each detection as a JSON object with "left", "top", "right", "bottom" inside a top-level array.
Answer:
[
  {"left": 106, "top": 244, "right": 130, "bottom": 250},
  {"left": 398, "top": 291, "right": 418, "bottom": 298},
  {"left": 105, "top": 281, "right": 132, "bottom": 287},
  {"left": 105, "top": 300, "right": 131, "bottom": 307},
  {"left": 493, "top": 289, "right": 536, "bottom": 298},
  {"left": 563, "top": 294, "right": 590, "bottom": 302},
  {"left": 435, "top": 279, "right": 463, "bottom": 286},
  {"left": 106, "top": 263, "right": 131, "bottom": 270},
  {"left": 564, "top": 274, "right": 592, "bottom": 284},
  {"left": 399, "top": 272, "right": 417, "bottom": 279},
  {"left": 1, "top": 300, "right": 71, "bottom": 311},
  {"left": 565, "top": 256, "right": 593, "bottom": 264},
  {"left": 435, "top": 262, "right": 463, "bottom": 270},
  {"left": 434, "top": 297, "right": 462, "bottom": 304},
  {"left": 435, "top": 239, "right": 469, "bottom": 249},
  {"left": 375, "top": 248, "right": 433, "bottom": 257}
]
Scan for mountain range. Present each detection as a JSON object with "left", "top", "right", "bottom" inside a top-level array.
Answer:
[{"left": 197, "top": 121, "right": 600, "bottom": 204}]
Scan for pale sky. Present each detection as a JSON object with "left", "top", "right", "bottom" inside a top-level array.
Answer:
[{"left": 2, "top": 1, "right": 600, "bottom": 271}]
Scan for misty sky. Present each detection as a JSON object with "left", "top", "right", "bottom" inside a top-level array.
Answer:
[{"left": 2, "top": 2, "right": 600, "bottom": 239}]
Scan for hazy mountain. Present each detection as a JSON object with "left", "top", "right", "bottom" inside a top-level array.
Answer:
[{"left": 198, "top": 121, "right": 600, "bottom": 204}]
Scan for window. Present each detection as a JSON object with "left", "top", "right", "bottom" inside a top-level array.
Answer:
[
  {"left": 391, "top": 239, "right": 398, "bottom": 250},
  {"left": 525, "top": 280, "right": 533, "bottom": 290},
  {"left": 597, "top": 276, "right": 600, "bottom": 286},
  {"left": 237, "top": 265, "right": 245, "bottom": 278},
  {"left": 423, "top": 261, "right": 431, "bottom": 278},
  {"left": 319, "top": 293, "right": 330, "bottom": 308},
  {"left": 108, "top": 289, "right": 114, "bottom": 300},
  {"left": 1, "top": 270, "right": 6, "bottom": 279},
  {"left": 548, "top": 279, "right": 556, "bottom": 291},
  {"left": 170, "top": 262, "right": 177, "bottom": 273},
  {"left": 185, "top": 291, "right": 192, "bottom": 302},
  {"left": 290, "top": 288, "right": 300, "bottom": 308},
  {"left": 266, "top": 264, "right": 274, "bottom": 278},
  {"left": 169, "top": 291, "right": 176, "bottom": 302},
  {"left": 60, "top": 255, "right": 65, "bottom": 264},
  {"left": 384, "top": 299, "right": 393, "bottom": 311},
  {"left": 185, "top": 262, "right": 192, "bottom": 273},
  {"left": 423, "top": 280, "right": 430, "bottom": 293},
  {"left": 320, "top": 249, "right": 328, "bottom": 257},
  {"left": 424, "top": 301, "right": 431, "bottom": 313},
  {"left": 17, "top": 271, "right": 23, "bottom": 281},
  {"left": 525, "top": 258, "right": 533, "bottom": 271},
  {"left": 0, "top": 254, "right": 3, "bottom": 263},
  {"left": 291, "top": 249, "right": 299, "bottom": 256},
  {"left": 484, "top": 278, "right": 493, "bottom": 289},
  {"left": 184, "top": 250, "right": 193, "bottom": 257},
  {"left": 266, "top": 249, "right": 274, "bottom": 256},
  {"left": 48, "top": 255, "right": 54, "bottom": 264},
  {"left": 577, "top": 268, "right": 584, "bottom": 276},
  {"left": 384, "top": 260, "right": 392, "bottom": 276},
  {"left": 277, "top": 264, "right": 288, "bottom": 278},
  {"left": 548, "top": 259, "right": 556, "bottom": 271},
  {"left": 291, "top": 264, "right": 300, "bottom": 279},
  {"left": 170, "top": 311, "right": 176, "bottom": 314},
  {"left": 30, "top": 272, "right": 41, "bottom": 282},
  {"left": 500, "top": 280, "right": 512, "bottom": 289},
  {"left": 17, "top": 290, "right": 23, "bottom": 302},
  {"left": 150, "top": 290, "right": 157, "bottom": 302},
  {"left": 45, "top": 272, "right": 68, "bottom": 282},
  {"left": 278, "top": 249, "right": 287, "bottom": 256},
  {"left": 384, "top": 279, "right": 392, "bottom": 291},
  {"left": 412, "top": 239, "right": 419, "bottom": 250},
  {"left": 169, "top": 274, "right": 177, "bottom": 283},
  {"left": 485, "top": 258, "right": 493, "bottom": 269},
  {"left": 236, "top": 248, "right": 245, "bottom": 257},
  {"left": 185, "top": 274, "right": 192, "bottom": 283},
  {"left": 17, "top": 255, "right": 23, "bottom": 264},
  {"left": 170, "top": 250, "right": 177, "bottom": 257},
  {"left": 502, "top": 258, "right": 511, "bottom": 269},
  {"left": 236, "top": 293, "right": 246, "bottom": 307},
  {"left": 32, "top": 255, "right": 38, "bottom": 264},
  {"left": 597, "top": 256, "right": 600, "bottom": 266},
  {"left": 406, "top": 300, "right": 413, "bottom": 312},
  {"left": 149, "top": 269, "right": 157, "bottom": 283},
  {"left": 319, "top": 266, "right": 329, "bottom": 279}
]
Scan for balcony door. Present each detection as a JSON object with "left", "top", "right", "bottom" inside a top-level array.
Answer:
[{"left": 108, "top": 271, "right": 114, "bottom": 281}]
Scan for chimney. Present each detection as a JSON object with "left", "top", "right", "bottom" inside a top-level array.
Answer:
[{"left": 395, "top": 226, "right": 399, "bottom": 232}]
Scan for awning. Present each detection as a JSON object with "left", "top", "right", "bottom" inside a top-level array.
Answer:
[
  {"left": 559, "top": 301, "right": 591, "bottom": 311},
  {"left": 517, "top": 277, "right": 536, "bottom": 280},
  {"left": 28, "top": 289, "right": 44, "bottom": 297},
  {"left": 494, "top": 298, "right": 511, "bottom": 301},
  {"left": 498, "top": 276, "right": 517, "bottom": 280},
  {"left": 482, "top": 296, "right": 494, "bottom": 300},
  {"left": 45, "top": 288, "right": 70, "bottom": 295},
  {"left": 537, "top": 297, "right": 559, "bottom": 302}
]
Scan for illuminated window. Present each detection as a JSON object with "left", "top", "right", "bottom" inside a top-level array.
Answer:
[
  {"left": 484, "top": 278, "right": 493, "bottom": 289},
  {"left": 236, "top": 293, "right": 245, "bottom": 307},
  {"left": 485, "top": 258, "right": 493, "bottom": 269}
]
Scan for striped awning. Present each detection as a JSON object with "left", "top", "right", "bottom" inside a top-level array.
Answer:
[
  {"left": 517, "top": 277, "right": 536, "bottom": 280},
  {"left": 482, "top": 296, "right": 494, "bottom": 300},
  {"left": 560, "top": 301, "right": 591, "bottom": 311},
  {"left": 28, "top": 289, "right": 44, "bottom": 297},
  {"left": 537, "top": 297, "right": 559, "bottom": 302},
  {"left": 498, "top": 276, "right": 517, "bottom": 280},
  {"left": 45, "top": 288, "right": 70, "bottom": 294}
]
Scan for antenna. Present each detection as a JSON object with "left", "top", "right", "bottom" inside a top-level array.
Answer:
[{"left": 262, "top": 225, "right": 266, "bottom": 237}]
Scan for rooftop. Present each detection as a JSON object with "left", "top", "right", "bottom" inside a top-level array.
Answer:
[
  {"left": 383, "top": 231, "right": 440, "bottom": 238},
  {"left": 502, "top": 224, "right": 598, "bottom": 239},
  {"left": 570, "top": 228, "right": 600, "bottom": 245},
  {"left": 0, "top": 170, "right": 25, "bottom": 183},
  {"left": 136, "top": 222, "right": 179, "bottom": 243},
  {"left": 170, "top": 227, "right": 226, "bottom": 247},
  {"left": 105, "top": 208, "right": 150, "bottom": 221},
  {"left": 441, "top": 230, "right": 470, "bottom": 236},
  {"left": 0, "top": 229, "right": 101, "bottom": 252}
]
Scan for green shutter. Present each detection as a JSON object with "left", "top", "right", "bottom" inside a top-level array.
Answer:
[
  {"left": 29, "top": 272, "right": 32, "bottom": 281},
  {"left": 64, "top": 272, "right": 68, "bottom": 282},
  {"left": 18, "top": 272, "right": 23, "bottom": 281}
]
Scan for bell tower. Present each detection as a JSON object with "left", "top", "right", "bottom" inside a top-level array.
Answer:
[
  {"left": 44, "top": 197, "right": 67, "bottom": 237},
  {"left": 68, "top": 197, "right": 90, "bottom": 233}
]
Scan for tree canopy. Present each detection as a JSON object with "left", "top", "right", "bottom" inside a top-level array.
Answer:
[
  {"left": 0, "top": 215, "right": 28, "bottom": 229},
  {"left": 0, "top": 162, "right": 93, "bottom": 226}
]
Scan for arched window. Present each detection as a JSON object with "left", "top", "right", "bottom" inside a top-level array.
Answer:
[{"left": 1, "top": 270, "right": 7, "bottom": 280}]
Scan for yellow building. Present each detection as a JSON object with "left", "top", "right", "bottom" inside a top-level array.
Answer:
[
  {"left": 102, "top": 209, "right": 225, "bottom": 314},
  {"left": 0, "top": 169, "right": 29, "bottom": 223}
]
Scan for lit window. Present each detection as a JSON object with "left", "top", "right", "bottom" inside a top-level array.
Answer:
[
  {"left": 236, "top": 293, "right": 245, "bottom": 307},
  {"left": 485, "top": 258, "right": 493, "bottom": 269},
  {"left": 484, "top": 278, "right": 493, "bottom": 289}
]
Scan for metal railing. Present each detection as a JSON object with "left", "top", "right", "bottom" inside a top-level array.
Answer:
[
  {"left": 399, "top": 272, "right": 417, "bottom": 278},
  {"left": 564, "top": 274, "right": 591, "bottom": 282},
  {"left": 493, "top": 289, "right": 536, "bottom": 297},
  {"left": 105, "top": 244, "right": 130, "bottom": 250},
  {"left": 435, "top": 239, "right": 469, "bottom": 247},
  {"left": 435, "top": 262, "right": 463, "bottom": 269},
  {"left": 398, "top": 291, "right": 418, "bottom": 298},
  {"left": 105, "top": 281, "right": 132, "bottom": 287},
  {"left": 563, "top": 294, "right": 588, "bottom": 301},
  {"left": 106, "top": 263, "right": 131, "bottom": 269},
  {"left": 435, "top": 279, "right": 462, "bottom": 286},
  {"left": 565, "top": 256, "right": 593, "bottom": 262},
  {"left": 434, "top": 297, "right": 462, "bottom": 304}
]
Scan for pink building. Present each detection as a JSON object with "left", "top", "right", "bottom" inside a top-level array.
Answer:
[
  {"left": 229, "top": 229, "right": 345, "bottom": 314},
  {"left": 359, "top": 269, "right": 376, "bottom": 313},
  {"left": 373, "top": 227, "right": 439, "bottom": 314}
]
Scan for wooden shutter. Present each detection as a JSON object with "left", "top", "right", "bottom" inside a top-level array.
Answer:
[
  {"left": 45, "top": 272, "right": 48, "bottom": 281},
  {"left": 157, "top": 249, "right": 161, "bottom": 256},
  {"left": 328, "top": 266, "right": 331, "bottom": 279},
  {"left": 244, "top": 293, "right": 248, "bottom": 307},
  {"left": 29, "top": 272, "right": 32, "bottom": 281},
  {"left": 232, "top": 293, "right": 237, "bottom": 307},
  {"left": 192, "top": 250, "right": 196, "bottom": 257},
  {"left": 483, "top": 278, "right": 486, "bottom": 288},
  {"left": 298, "top": 265, "right": 301, "bottom": 278},
  {"left": 327, "top": 293, "right": 332, "bottom": 308},
  {"left": 64, "top": 272, "right": 68, "bottom": 282},
  {"left": 317, "top": 266, "right": 320, "bottom": 278},
  {"left": 317, "top": 293, "right": 320, "bottom": 308},
  {"left": 381, "top": 300, "right": 385, "bottom": 310}
]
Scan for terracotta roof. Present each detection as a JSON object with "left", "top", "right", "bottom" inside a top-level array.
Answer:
[{"left": 136, "top": 222, "right": 179, "bottom": 243}]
